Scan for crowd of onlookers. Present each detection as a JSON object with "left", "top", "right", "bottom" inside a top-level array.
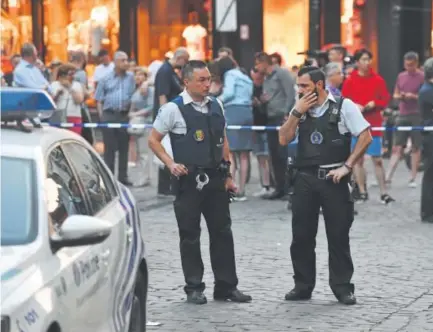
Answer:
[
  {"left": 2, "top": 42, "right": 432, "bottom": 221},
  {"left": 1, "top": 43, "right": 157, "bottom": 187}
]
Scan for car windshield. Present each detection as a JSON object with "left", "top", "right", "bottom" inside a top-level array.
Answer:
[{"left": 1, "top": 157, "right": 38, "bottom": 246}]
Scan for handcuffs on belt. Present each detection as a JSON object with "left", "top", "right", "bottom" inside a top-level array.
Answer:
[{"left": 195, "top": 172, "right": 210, "bottom": 191}]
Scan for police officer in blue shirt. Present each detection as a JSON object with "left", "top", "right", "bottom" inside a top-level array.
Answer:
[
  {"left": 148, "top": 60, "right": 252, "bottom": 305},
  {"left": 279, "top": 66, "right": 373, "bottom": 305}
]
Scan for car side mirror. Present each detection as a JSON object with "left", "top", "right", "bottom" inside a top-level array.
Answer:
[{"left": 51, "top": 215, "right": 111, "bottom": 251}]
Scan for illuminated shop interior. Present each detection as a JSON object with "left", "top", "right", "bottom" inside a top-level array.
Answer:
[
  {"left": 43, "top": 0, "right": 119, "bottom": 64},
  {"left": 1, "top": 0, "right": 33, "bottom": 57},
  {"left": 263, "top": 0, "right": 309, "bottom": 67}
]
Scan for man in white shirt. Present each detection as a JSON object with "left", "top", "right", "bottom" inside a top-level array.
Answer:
[{"left": 93, "top": 49, "right": 114, "bottom": 88}]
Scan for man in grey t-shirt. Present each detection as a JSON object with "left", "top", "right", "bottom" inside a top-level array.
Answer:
[{"left": 255, "top": 52, "right": 296, "bottom": 199}]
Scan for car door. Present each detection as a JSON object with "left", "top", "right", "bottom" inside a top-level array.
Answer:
[
  {"left": 61, "top": 141, "right": 133, "bottom": 332},
  {"left": 45, "top": 145, "right": 106, "bottom": 332}
]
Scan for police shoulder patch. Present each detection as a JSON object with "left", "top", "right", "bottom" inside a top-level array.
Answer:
[{"left": 194, "top": 130, "right": 205, "bottom": 142}]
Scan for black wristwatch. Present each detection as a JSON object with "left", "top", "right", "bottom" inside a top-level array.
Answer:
[
  {"left": 291, "top": 109, "right": 303, "bottom": 119},
  {"left": 344, "top": 163, "right": 353, "bottom": 172}
]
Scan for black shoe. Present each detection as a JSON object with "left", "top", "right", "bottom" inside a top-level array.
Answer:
[
  {"left": 284, "top": 288, "right": 312, "bottom": 301},
  {"left": 186, "top": 291, "right": 207, "bottom": 305},
  {"left": 119, "top": 179, "right": 133, "bottom": 187},
  {"left": 214, "top": 289, "right": 252, "bottom": 303},
  {"left": 337, "top": 292, "right": 357, "bottom": 305},
  {"left": 356, "top": 192, "right": 369, "bottom": 203},
  {"left": 381, "top": 194, "right": 395, "bottom": 205},
  {"left": 264, "top": 190, "right": 285, "bottom": 200}
]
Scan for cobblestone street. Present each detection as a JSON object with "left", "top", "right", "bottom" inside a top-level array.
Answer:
[{"left": 131, "top": 159, "right": 433, "bottom": 332}]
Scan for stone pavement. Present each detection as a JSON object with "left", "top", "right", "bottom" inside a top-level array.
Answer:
[{"left": 131, "top": 159, "right": 433, "bottom": 332}]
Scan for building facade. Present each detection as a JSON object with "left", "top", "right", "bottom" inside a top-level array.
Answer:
[
  {"left": 1, "top": 0, "right": 431, "bottom": 88},
  {"left": 1, "top": 0, "right": 212, "bottom": 73},
  {"left": 212, "top": 0, "right": 432, "bottom": 89}
]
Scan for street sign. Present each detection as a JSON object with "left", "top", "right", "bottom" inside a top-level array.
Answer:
[
  {"left": 240, "top": 25, "right": 249, "bottom": 40},
  {"left": 215, "top": 0, "right": 237, "bottom": 32}
]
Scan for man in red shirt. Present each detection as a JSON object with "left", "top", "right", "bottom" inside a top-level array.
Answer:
[{"left": 342, "top": 49, "right": 394, "bottom": 204}]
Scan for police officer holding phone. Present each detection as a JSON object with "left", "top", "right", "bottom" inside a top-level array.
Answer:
[
  {"left": 148, "top": 60, "right": 252, "bottom": 305},
  {"left": 279, "top": 66, "right": 372, "bottom": 305}
]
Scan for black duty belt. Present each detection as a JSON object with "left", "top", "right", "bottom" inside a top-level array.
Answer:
[{"left": 297, "top": 165, "right": 341, "bottom": 180}]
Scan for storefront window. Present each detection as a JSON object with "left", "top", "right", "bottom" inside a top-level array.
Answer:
[
  {"left": 1, "top": 0, "right": 33, "bottom": 57},
  {"left": 340, "top": 0, "right": 364, "bottom": 55},
  {"left": 263, "top": 0, "right": 309, "bottom": 67},
  {"left": 43, "top": 0, "right": 119, "bottom": 64}
]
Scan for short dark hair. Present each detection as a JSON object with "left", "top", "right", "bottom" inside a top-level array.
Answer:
[
  {"left": 21, "top": 43, "right": 36, "bottom": 57},
  {"left": 329, "top": 44, "right": 346, "bottom": 55},
  {"left": 297, "top": 66, "right": 326, "bottom": 86},
  {"left": 70, "top": 51, "right": 85, "bottom": 63},
  {"left": 404, "top": 51, "right": 419, "bottom": 62},
  {"left": 56, "top": 63, "right": 76, "bottom": 79},
  {"left": 353, "top": 48, "right": 373, "bottom": 62},
  {"left": 423, "top": 57, "right": 433, "bottom": 81},
  {"left": 217, "top": 56, "right": 236, "bottom": 82},
  {"left": 181, "top": 60, "right": 207, "bottom": 80},
  {"left": 98, "top": 50, "right": 109, "bottom": 57},
  {"left": 270, "top": 52, "right": 282, "bottom": 66},
  {"left": 254, "top": 51, "right": 272, "bottom": 65},
  {"left": 218, "top": 47, "right": 233, "bottom": 57}
]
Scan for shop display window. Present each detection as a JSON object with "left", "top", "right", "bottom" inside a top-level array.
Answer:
[
  {"left": 43, "top": 0, "right": 119, "bottom": 64},
  {"left": 340, "top": 0, "right": 364, "bottom": 55},
  {"left": 263, "top": 0, "right": 309, "bottom": 67},
  {"left": 1, "top": 0, "right": 33, "bottom": 61}
]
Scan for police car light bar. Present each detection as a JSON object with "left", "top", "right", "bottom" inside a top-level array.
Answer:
[{"left": 1, "top": 88, "right": 56, "bottom": 123}]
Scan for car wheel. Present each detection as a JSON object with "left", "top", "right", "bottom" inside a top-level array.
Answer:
[{"left": 128, "top": 271, "right": 147, "bottom": 332}]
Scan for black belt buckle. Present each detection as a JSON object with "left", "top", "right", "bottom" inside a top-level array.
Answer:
[{"left": 317, "top": 168, "right": 327, "bottom": 180}]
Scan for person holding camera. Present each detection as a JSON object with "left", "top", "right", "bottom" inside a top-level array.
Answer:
[{"left": 279, "top": 66, "right": 372, "bottom": 305}]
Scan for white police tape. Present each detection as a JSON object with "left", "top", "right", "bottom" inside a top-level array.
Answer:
[{"left": 45, "top": 122, "right": 433, "bottom": 131}]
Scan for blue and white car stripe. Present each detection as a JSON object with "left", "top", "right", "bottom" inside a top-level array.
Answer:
[
  {"left": 120, "top": 187, "right": 139, "bottom": 323},
  {"left": 111, "top": 196, "right": 131, "bottom": 331},
  {"left": 111, "top": 184, "right": 143, "bottom": 331}
]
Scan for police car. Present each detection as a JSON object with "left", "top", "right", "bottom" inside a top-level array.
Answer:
[{"left": 0, "top": 88, "right": 148, "bottom": 332}]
